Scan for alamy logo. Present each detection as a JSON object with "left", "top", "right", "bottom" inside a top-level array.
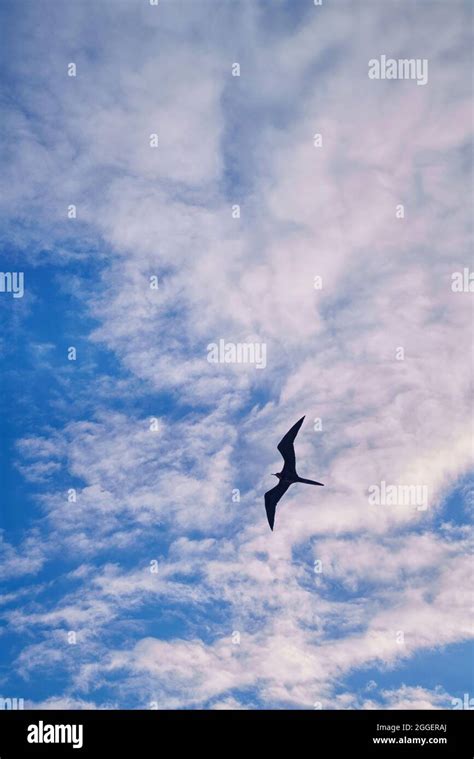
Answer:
[
  {"left": 0, "top": 696, "right": 24, "bottom": 709},
  {"left": 0, "top": 271, "right": 24, "bottom": 298},
  {"left": 27, "top": 721, "right": 83, "bottom": 750},
  {"left": 451, "top": 268, "right": 474, "bottom": 293},
  {"left": 451, "top": 693, "right": 474, "bottom": 710},
  {"left": 207, "top": 339, "right": 267, "bottom": 369},
  {"left": 368, "top": 481, "right": 428, "bottom": 511},
  {"left": 368, "top": 55, "right": 428, "bottom": 86}
]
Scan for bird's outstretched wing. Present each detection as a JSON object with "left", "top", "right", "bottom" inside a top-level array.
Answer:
[
  {"left": 264, "top": 480, "right": 291, "bottom": 531},
  {"left": 277, "top": 416, "right": 305, "bottom": 478}
]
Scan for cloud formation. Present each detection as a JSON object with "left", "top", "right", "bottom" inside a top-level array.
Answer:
[{"left": 0, "top": 0, "right": 472, "bottom": 709}]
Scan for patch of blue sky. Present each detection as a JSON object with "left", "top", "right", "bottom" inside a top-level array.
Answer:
[{"left": 342, "top": 640, "right": 474, "bottom": 704}]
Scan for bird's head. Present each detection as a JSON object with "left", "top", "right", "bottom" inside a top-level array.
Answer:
[{"left": 272, "top": 473, "right": 282, "bottom": 479}]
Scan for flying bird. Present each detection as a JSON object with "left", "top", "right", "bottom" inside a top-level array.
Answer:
[{"left": 264, "top": 416, "right": 324, "bottom": 531}]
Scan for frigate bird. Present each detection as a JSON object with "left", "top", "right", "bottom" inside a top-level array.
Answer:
[{"left": 264, "top": 416, "right": 324, "bottom": 531}]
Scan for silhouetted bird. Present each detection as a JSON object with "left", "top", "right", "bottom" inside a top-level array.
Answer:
[{"left": 264, "top": 416, "right": 324, "bottom": 531}]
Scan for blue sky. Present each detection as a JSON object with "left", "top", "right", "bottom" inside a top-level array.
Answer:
[{"left": 0, "top": 0, "right": 473, "bottom": 709}]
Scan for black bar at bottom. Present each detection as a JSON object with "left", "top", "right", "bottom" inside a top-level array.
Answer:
[{"left": 0, "top": 709, "right": 471, "bottom": 756}]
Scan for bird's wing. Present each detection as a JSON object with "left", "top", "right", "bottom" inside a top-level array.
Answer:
[
  {"left": 264, "top": 480, "right": 291, "bottom": 531},
  {"left": 277, "top": 416, "right": 305, "bottom": 477}
]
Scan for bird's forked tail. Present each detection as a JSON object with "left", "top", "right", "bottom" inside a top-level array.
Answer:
[{"left": 296, "top": 477, "right": 324, "bottom": 486}]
